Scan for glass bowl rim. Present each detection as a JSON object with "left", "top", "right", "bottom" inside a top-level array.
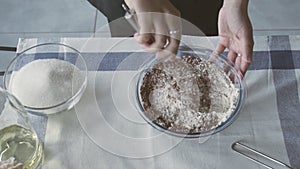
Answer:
[
  {"left": 3, "top": 42, "right": 88, "bottom": 112},
  {"left": 134, "top": 46, "right": 245, "bottom": 138}
]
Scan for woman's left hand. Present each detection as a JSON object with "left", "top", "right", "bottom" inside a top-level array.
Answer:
[{"left": 215, "top": 0, "right": 254, "bottom": 78}]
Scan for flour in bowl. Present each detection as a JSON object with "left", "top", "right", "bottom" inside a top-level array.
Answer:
[
  {"left": 9, "top": 59, "right": 85, "bottom": 108},
  {"left": 140, "top": 55, "right": 240, "bottom": 134}
]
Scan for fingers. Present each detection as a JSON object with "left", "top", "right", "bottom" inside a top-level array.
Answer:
[
  {"left": 164, "top": 13, "right": 182, "bottom": 59},
  {"left": 134, "top": 13, "right": 154, "bottom": 46},
  {"left": 227, "top": 50, "right": 238, "bottom": 66},
  {"left": 215, "top": 43, "right": 226, "bottom": 55},
  {"left": 156, "top": 37, "right": 180, "bottom": 59},
  {"left": 239, "top": 24, "right": 254, "bottom": 77},
  {"left": 240, "top": 40, "right": 253, "bottom": 76},
  {"left": 228, "top": 51, "right": 250, "bottom": 79},
  {"left": 146, "top": 15, "right": 169, "bottom": 53},
  {"left": 134, "top": 33, "right": 153, "bottom": 47},
  {"left": 146, "top": 34, "right": 168, "bottom": 53},
  {"left": 232, "top": 51, "right": 252, "bottom": 79},
  {"left": 215, "top": 38, "right": 253, "bottom": 79},
  {"left": 134, "top": 12, "right": 181, "bottom": 60},
  {"left": 240, "top": 50, "right": 252, "bottom": 76}
]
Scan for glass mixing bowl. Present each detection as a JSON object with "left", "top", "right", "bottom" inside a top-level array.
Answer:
[
  {"left": 133, "top": 46, "right": 245, "bottom": 138},
  {"left": 3, "top": 43, "right": 87, "bottom": 115}
]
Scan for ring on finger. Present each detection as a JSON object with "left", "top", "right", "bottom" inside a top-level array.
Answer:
[{"left": 169, "top": 30, "right": 180, "bottom": 35}]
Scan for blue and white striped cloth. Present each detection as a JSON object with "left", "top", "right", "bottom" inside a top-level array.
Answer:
[{"left": 17, "top": 35, "right": 300, "bottom": 169}]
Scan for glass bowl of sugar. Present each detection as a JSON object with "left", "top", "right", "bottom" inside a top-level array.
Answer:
[
  {"left": 134, "top": 46, "right": 245, "bottom": 138},
  {"left": 3, "top": 43, "right": 87, "bottom": 115}
]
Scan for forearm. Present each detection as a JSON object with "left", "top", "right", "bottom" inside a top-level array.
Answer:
[
  {"left": 124, "top": 0, "right": 179, "bottom": 14},
  {"left": 223, "top": 0, "right": 249, "bottom": 11}
]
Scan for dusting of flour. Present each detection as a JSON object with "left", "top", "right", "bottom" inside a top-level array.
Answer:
[
  {"left": 140, "top": 55, "right": 239, "bottom": 133},
  {"left": 9, "top": 59, "right": 85, "bottom": 108}
]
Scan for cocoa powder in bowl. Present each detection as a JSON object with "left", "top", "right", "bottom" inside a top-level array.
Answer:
[{"left": 139, "top": 55, "right": 240, "bottom": 135}]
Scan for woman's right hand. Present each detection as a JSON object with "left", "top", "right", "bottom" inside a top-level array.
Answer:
[{"left": 125, "top": 0, "right": 182, "bottom": 59}]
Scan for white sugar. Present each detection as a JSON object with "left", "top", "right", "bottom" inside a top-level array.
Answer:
[{"left": 9, "top": 59, "right": 85, "bottom": 108}]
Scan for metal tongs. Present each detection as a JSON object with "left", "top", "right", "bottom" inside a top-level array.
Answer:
[{"left": 232, "top": 142, "right": 293, "bottom": 169}]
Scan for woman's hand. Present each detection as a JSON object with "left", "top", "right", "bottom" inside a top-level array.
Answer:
[
  {"left": 125, "top": 0, "right": 182, "bottom": 59},
  {"left": 215, "top": 0, "right": 254, "bottom": 78}
]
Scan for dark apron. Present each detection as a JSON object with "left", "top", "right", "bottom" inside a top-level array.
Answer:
[{"left": 88, "top": 0, "right": 223, "bottom": 36}]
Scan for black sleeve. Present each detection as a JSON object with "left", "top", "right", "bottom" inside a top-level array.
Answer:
[
  {"left": 87, "top": 0, "right": 135, "bottom": 37},
  {"left": 87, "top": 0, "right": 223, "bottom": 36},
  {"left": 87, "top": 0, "right": 125, "bottom": 22}
]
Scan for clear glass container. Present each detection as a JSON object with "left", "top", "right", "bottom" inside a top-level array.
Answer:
[
  {"left": 0, "top": 87, "right": 43, "bottom": 168},
  {"left": 134, "top": 46, "right": 245, "bottom": 138},
  {"left": 3, "top": 43, "right": 88, "bottom": 115}
]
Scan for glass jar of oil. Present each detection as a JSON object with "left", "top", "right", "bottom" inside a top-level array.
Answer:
[{"left": 0, "top": 87, "right": 43, "bottom": 169}]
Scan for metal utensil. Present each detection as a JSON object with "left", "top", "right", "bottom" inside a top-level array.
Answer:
[
  {"left": 0, "top": 45, "right": 16, "bottom": 76},
  {"left": 232, "top": 142, "right": 293, "bottom": 169},
  {"left": 122, "top": 3, "right": 139, "bottom": 31},
  {"left": 0, "top": 46, "right": 16, "bottom": 52}
]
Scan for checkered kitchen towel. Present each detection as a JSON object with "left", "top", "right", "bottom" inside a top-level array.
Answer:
[{"left": 17, "top": 35, "right": 300, "bottom": 169}]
